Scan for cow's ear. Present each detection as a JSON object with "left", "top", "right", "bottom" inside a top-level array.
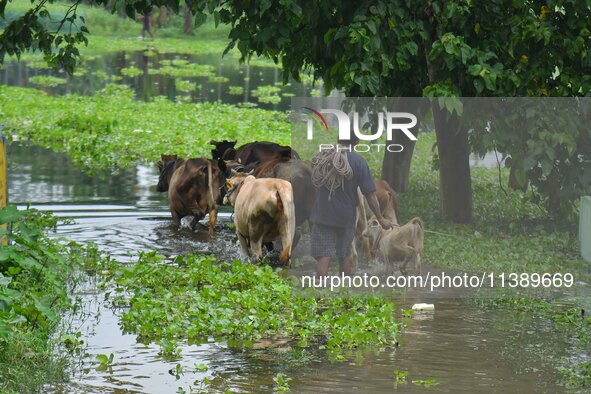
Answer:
[{"left": 217, "top": 158, "right": 229, "bottom": 177}]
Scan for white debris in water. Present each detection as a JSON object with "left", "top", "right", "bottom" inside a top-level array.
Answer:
[{"left": 412, "top": 303, "right": 435, "bottom": 311}]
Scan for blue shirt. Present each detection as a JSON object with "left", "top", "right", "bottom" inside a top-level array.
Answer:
[{"left": 310, "top": 151, "right": 376, "bottom": 228}]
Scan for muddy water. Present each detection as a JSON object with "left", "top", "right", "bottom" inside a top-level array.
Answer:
[{"left": 7, "top": 143, "right": 573, "bottom": 393}]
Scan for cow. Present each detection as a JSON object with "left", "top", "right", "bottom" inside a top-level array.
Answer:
[
  {"left": 363, "top": 217, "right": 425, "bottom": 275},
  {"left": 223, "top": 171, "right": 296, "bottom": 266},
  {"left": 254, "top": 157, "right": 315, "bottom": 228},
  {"left": 156, "top": 154, "right": 182, "bottom": 192},
  {"left": 166, "top": 158, "right": 226, "bottom": 232},
  {"left": 365, "top": 179, "right": 399, "bottom": 223},
  {"left": 210, "top": 140, "right": 236, "bottom": 162},
  {"left": 210, "top": 140, "right": 300, "bottom": 165}
]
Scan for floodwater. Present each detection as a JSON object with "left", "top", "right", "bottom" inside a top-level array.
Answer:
[
  {"left": 6, "top": 143, "right": 580, "bottom": 393},
  {"left": 0, "top": 50, "right": 315, "bottom": 111}
]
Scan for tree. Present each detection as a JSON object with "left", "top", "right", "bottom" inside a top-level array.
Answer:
[
  {"left": 183, "top": 1, "right": 193, "bottom": 35},
  {"left": 1, "top": 0, "right": 590, "bottom": 221}
]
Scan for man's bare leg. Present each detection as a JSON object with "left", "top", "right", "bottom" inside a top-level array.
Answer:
[
  {"left": 339, "top": 256, "right": 352, "bottom": 276},
  {"left": 316, "top": 256, "right": 332, "bottom": 277}
]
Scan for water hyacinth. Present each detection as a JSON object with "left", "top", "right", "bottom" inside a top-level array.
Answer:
[{"left": 108, "top": 253, "right": 401, "bottom": 351}]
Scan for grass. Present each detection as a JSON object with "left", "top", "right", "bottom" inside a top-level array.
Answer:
[
  {"left": 2, "top": 0, "right": 280, "bottom": 67},
  {"left": 0, "top": 205, "right": 105, "bottom": 392}
]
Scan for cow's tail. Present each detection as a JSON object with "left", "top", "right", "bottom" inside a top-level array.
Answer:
[
  {"left": 277, "top": 188, "right": 295, "bottom": 266},
  {"left": 410, "top": 217, "right": 425, "bottom": 252},
  {"left": 207, "top": 160, "right": 215, "bottom": 207}
]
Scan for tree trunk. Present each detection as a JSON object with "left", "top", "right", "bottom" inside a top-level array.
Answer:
[
  {"left": 184, "top": 2, "right": 193, "bottom": 35},
  {"left": 432, "top": 104, "right": 473, "bottom": 223},
  {"left": 157, "top": 6, "right": 168, "bottom": 27},
  {"left": 381, "top": 133, "right": 417, "bottom": 192}
]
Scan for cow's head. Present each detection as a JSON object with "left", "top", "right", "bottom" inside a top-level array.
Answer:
[
  {"left": 210, "top": 140, "right": 237, "bottom": 160},
  {"left": 157, "top": 154, "right": 179, "bottom": 192},
  {"left": 222, "top": 170, "right": 254, "bottom": 206},
  {"left": 362, "top": 216, "right": 384, "bottom": 247}
]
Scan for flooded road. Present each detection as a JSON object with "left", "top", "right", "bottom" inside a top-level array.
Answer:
[{"left": 6, "top": 142, "right": 578, "bottom": 393}]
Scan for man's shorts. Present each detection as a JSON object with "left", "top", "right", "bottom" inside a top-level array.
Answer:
[{"left": 310, "top": 223, "right": 355, "bottom": 259}]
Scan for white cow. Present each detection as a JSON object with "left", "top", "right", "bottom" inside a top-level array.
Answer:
[{"left": 223, "top": 172, "right": 296, "bottom": 266}]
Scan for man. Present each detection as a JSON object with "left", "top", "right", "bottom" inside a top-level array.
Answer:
[{"left": 310, "top": 135, "right": 393, "bottom": 277}]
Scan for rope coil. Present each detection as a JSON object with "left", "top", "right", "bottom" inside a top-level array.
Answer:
[{"left": 311, "top": 148, "right": 352, "bottom": 199}]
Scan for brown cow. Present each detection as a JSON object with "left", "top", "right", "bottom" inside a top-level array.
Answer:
[
  {"left": 157, "top": 154, "right": 182, "bottom": 192},
  {"left": 223, "top": 172, "right": 296, "bottom": 266},
  {"left": 366, "top": 179, "right": 399, "bottom": 223},
  {"left": 210, "top": 140, "right": 300, "bottom": 165},
  {"left": 167, "top": 158, "right": 225, "bottom": 232}
]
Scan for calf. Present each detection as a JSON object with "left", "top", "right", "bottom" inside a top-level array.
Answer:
[
  {"left": 167, "top": 158, "right": 225, "bottom": 232},
  {"left": 363, "top": 217, "right": 424, "bottom": 275},
  {"left": 223, "top": 172, "right": 296, "bottom": 266}
]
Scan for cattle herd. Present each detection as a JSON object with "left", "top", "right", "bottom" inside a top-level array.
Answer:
[{"left": 156, "top": 140, "right": 425, "bottom": 275}]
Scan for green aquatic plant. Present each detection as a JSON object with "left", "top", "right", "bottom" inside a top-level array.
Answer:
[
  {"left": 28, "top": 75, "right": 67, "bottom": 87},
  {"left": 560, "top": 360, "right": 591, "bottom": 389},
  {"left": 175, "top": 79, "right": 197, "bottom": 93},
  {"left": 251, "top": 85, "right": 282, "bottom": 104},
  {"left": 157, "top": 63, "right": 216, "bottom": 78},
  {"left": 208, "top": 75, "right": 229, "bottom": 83},
  {"left": 0, "top": 205, "right": 108, "bottom": 392},
  {"left": 393, "top": 370, "right": 408, "bottom": 384},
  {"left": 120, "top": 66, "right": 144, "bottom": 77},
  {"left": 158, "top": 338, "right": 182, "bottom": 360},
  {"left": 228, "top": 86, "right": 244, "bottom": 95},
  {"left": 413, "top": 379, "right": 439, "bottom": 388},
  {"left": 273, "top": 373, "right": 292, "bottom": 392},
  {"left": 95, "top": 353, "right": 114, "bottom": 372},
  {"left": 107, "top": 253, "right": 400, "bottom": 353},
  {"left": 0, "top": 85, "right": 290, "bottom": 172}
]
